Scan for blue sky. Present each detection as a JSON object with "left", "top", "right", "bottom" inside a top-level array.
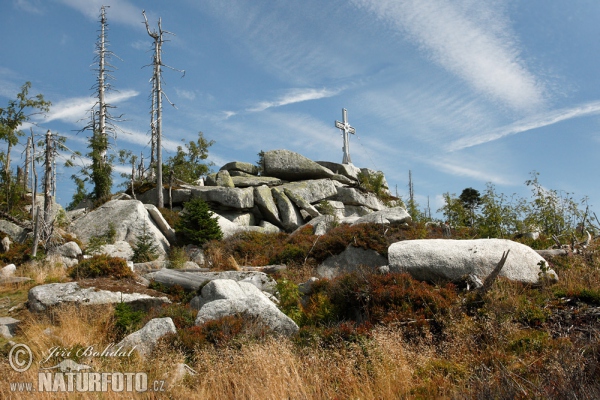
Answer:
[{"left": 1, "top": 0, "right": 600, "bottom": 217}]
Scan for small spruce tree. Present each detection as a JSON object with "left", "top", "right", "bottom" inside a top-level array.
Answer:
[
  {"left": 132, "top": 225, "right": 159, "bottom": 263},
  {"left": 175, "top": 197, "right": 223, "bottom": 246}
]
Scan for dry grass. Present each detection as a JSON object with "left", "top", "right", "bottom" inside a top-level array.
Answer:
[
  {"left": 1, "top": 226, "right": 600, "bottom": 398},
  {"left": 19, "top": 255, "right": 69, "bottom": 285}
]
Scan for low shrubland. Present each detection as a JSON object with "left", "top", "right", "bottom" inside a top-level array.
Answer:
[{"left": 1, "top": 206, "right": 599, "bottom": 397}]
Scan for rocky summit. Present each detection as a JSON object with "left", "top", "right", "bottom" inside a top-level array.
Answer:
[{"left": 136, "top": 149, "right": 409, "bottom": 238}]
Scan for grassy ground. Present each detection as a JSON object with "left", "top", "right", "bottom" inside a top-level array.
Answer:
[{"left": 0, "top": 223, "right": 599, "bottom": 399}]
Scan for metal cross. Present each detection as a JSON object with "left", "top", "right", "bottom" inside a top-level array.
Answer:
[{"left": 335, "top": 108, "right": 356, "bottom": 164}]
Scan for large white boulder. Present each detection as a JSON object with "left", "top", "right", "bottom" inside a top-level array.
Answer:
[
  {"left": 254, "top": 185, "right": 282, "bottom": 228},
  {"left": 70, "top": 200, "right": 169, "bottom": 259},
  {"left": 116, "top": 318, "right": 176, "bottom": 357},
  {"left": 263, "top": 149, "right": 336, "bottom": 181},
  {"left": 220, "top": 161, "right": 259, "bottom": 175},
  {"left": 0, "top": 220, "right": 27, "bottom": 243},
  {"left": 145, "top": 204, "right": 177, "bottom": 243},
  {"left": 279, "top": 180, "right": 338, "bottom": 204},
  {"left": 334, "top": 187, "right": 387, "bottom": 211},
  {"left": 316, "top": 161, "right": 362, "bottom": 181},
  {"left": 194, "top": 279, "right": 298, "bottom": 336},
  {"left": 190, "top": 187, "right": 254, "bottom": 210},
  {"left": 352, "top": 208, "right": 412, "bottom": 225},
  {"left": 271, "top": 187, "right": 304, "bottom": 232},
  {"left": 145, "top": 269, "right": 277, "bottom": 293},
  {"left": 137, "top": 187, "right": 193, "bottom": 206},
  {"left": 92, "top": 240, "right": 134, "bottom": 261},
  {"left": 232, "top": 176, "right": 283, "bottom": 188},
  {"left": 52, "top": 241, "right": 83, "bottom": 259},
  {"left": 317, "top": 245, "right": 388, "bottom": 278},
  {"left": 388, "top": 239, "right": 557, "bottom": 284}
]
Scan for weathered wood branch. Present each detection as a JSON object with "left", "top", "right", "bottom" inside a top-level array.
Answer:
[
  {"left": 476, "top": 250, "right": 510, "bottom": 296},
  {"left": 536, "top": 249, "right": 569, "bottom": 257}
]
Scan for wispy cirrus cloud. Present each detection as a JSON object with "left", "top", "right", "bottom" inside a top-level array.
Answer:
[
  {"left": 352, "top": 0, "right": 546, "bottom": 112},
  {"left": 117, "top": 129, "right": 180, "bottom": 153},
  {"left": 449, "top": 100, "right": 600, "bottom": 151},
  {"left": 247, "top": 88, "right": 341, "bottom": 112},
  {"left": 43, "top": 90, "right": 139, "bottom": 124},
  {"left": 424, "top": 157, "right": 511, "bottom": 185},
  {"left": 56, "top": 0, "right": 145, "bottom": 30},
  {"left": 175, "top": 88, "right": 196, "bottom": 101},
  {"left": 14, "top": 0, "right": 43, "bottom": 14}
]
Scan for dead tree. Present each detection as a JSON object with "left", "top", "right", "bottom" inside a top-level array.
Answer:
[
  {"left": 79, "top": 6, "right": 123, "bottom": 200},
  {"left": 24, "top": 136, "right": 31, "bottom": 192},
  {"left": 43, "top": 129, "right": 53, "bottom": 230},
  {"left": 143, "top": 10, "right": 184, "bottom": 209},
  {"left": 30, "top": 129, "right": 37, "bottom": 218}
]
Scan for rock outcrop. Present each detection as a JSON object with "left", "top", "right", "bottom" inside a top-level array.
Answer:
[
  {"left": 145, "top": 269, "right": 277, "bottom": 293},
  {"left": 129, "top": 150, "right": 405, "bottom": 236},
  {"left": 71, "top": 200, "right": 170, "bottom": 259},
  {"left": 28, "top": 282, "right": 170, "bottom": 312}
]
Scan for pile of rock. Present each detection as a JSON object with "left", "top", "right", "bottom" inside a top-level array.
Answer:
[{"left": 138, "top": 149, "right": 410, "bottom": 237}]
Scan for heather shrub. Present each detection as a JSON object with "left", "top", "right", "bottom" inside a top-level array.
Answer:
[
  {"left": 0, "top": 237, "right": 35, "bottom": 265},
  {"left": 114, "top": 302, "right": 146, "bottom": 336},
  {"left": 67, "top": 254, "right": 132, "bottom": 279},
  {"left": 145, "top": 303, "right": 197, "bottom": 330},
  {"left": 163, "top": 314, "right": 269, "bottom": 360},
  {"left": 148, "top": 281, "right": 197, "bottom": 303},
  {"left": 308, "top": 272, "right": 458, "bottom": 330}
]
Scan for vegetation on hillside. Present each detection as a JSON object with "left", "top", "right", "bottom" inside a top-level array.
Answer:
[{"left": 1, "top": 221, "right": 599, "bottom": 398}]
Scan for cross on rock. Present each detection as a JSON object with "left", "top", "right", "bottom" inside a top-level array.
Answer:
[{"left": 334, "top": 108, "right": 356, "bottom": 164}]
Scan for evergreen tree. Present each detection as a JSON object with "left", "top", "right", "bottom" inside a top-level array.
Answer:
[{"left": 175, "top": 197, "right": 222, "bottom": 246}]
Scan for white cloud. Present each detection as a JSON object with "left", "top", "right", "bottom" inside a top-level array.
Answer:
[
  {"left": 55, "top": 0, "right": 144, "bottom": 30},
  {"left": 175, "top": 88, "right": 196, "bottom": 101},
  {"left": 199, "top": 0, "right": 363, "bottom": 83},
  {"left": 353, "top": 0, "right": 546, "bottom": 111},
  {"left": 130, "top": 40, "right": 148, "bottom": 51},
  {"left": 117, "top": 128, "right": 181, "bottom": 154},
  {"left": 424, "top": 157, "right": 511, "bottom": 185},
  {"left": 14, "top": 0, "right": 43, "bottom": 14},
  {"left": 44, "top": 90, "right": 139, "bottom": 124},
  {"left": 449, "top": 100, "right": 600, "bottom": 151},
  {"left": 247, "top": 88, "right": 341, "bottom": 112}
]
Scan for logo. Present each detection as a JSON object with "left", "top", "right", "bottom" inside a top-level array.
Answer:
[
  {"left": 9, "top": 343, "right": 33, "bottom": 372},
  {"left": 41, "top": 359, "right": 92, "bottom": 372},
  {"left": 7, "top": 343, "right": 164, "bottom": 393}
]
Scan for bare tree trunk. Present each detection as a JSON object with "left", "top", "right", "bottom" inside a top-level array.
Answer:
[
  {"left": 31, "top": 130, "right": 37, "bottom": 219},
  {"left": 43, "top": 130, "right": 53, "bottom": 228},
  {"left": 169, "top": 169, "right": 173, "bottom": 211},
  {"left": 31, "top": 206, "right": 41, "bottom": 257},
  {"left": 143, "top": 10, "right": 181, "bottom": 210},
  {"left": 97, "top": 6, "right": 107, "bottom": 167},
  {"left": 25, "top": 136, "right": 31, "bottom": 193},
  {"left": 131, "top": 159, "right": 136, "bottom": 200},
  {"left": 156, "top": 50, "right": 164, "bottom": 208},
  {"left": 149, "top": 76, "right": 157, "bottom": 180}
]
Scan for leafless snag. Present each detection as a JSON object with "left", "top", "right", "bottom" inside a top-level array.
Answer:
[{"left": 143, "top": 10, "right": 185, "bottom": 209}]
